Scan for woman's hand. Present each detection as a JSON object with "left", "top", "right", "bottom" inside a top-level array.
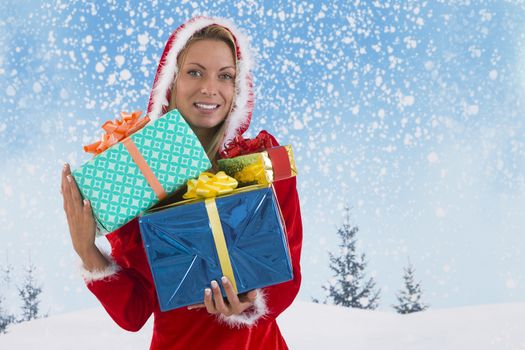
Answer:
[
  {"left": 61, "top": 163, "right": 108, "bottom": 271},
  {"left": 188, "top": 276, "right": 257, "bottom": 316}
]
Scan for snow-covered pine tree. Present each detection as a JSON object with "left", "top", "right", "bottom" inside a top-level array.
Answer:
[
  {"left": 0, "top": 254, "right": 15, "bottom": 333},
  {"left": 315, "top": 207, "right": 381, "bottom": 309},
  {"left": 393, "top": 258, "right": 429, "bottom": 314},
  {"left": 2, "top": 250, "right": 13, "bottom": 286},
  {"left": 18, "top": 263, "right": 44, "bottom": 322},
  {"left": 0, "top": 295, "right": 15, "bottom": 333}
]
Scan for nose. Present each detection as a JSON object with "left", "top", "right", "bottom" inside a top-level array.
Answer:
[{"left": 200, "top": 77, "right": 218, "bottom": 96}]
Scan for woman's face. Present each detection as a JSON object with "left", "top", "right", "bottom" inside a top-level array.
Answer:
[{"left": 172, "top": 39, "right": 236, "bottom": 136}]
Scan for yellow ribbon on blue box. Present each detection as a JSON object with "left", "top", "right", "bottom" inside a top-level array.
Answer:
[{"left": 182, "top": 171, "right": 240, "bottom": 293}]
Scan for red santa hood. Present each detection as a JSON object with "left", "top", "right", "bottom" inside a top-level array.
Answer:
[{"left": 146, "top": 16, "right": 254, "bottom": 152}]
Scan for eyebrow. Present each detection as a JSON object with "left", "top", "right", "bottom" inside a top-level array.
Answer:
[{"left": 187, "top": 62, "right": 235, "bottom": 71}]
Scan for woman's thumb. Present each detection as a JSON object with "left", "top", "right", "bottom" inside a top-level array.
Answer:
[{"left": 246, "top": 289, "right": 258, "bottom": 302}]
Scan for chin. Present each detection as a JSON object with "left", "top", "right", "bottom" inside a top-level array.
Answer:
[
  {"left": 196, "top": 117, "right": 227, "bottom": 129},
  {"left": 195, "top": 123, "right": 221, "bottom": 129},
  {"left": 192, "top": 121, "right": 224, "bottom": 132}
]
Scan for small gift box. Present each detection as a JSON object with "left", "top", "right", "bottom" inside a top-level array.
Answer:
[
  {"left": 218, "top": 145, "right": 297, "bottom": 186},
  {"left": 72, "top": 109, "right": 211, "bottom": 234},
  {"left": 139, "top": 179, "right": 293, "bottom": 311}
]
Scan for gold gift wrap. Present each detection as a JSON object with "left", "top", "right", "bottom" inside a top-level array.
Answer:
[{"left": 217, "top": 145, "right": 297, "bottom": 186}]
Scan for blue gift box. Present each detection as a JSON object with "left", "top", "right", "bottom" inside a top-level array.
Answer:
[{"left": 138, "top": 185, "right": 293, "bottom": 312}]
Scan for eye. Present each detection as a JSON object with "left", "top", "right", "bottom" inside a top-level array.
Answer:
[
  {"left": 188, "top": 70, "right": 202, "bottom": 77},
  {"left": 219, "top": 73, "right": 235, "bottom": 81}
]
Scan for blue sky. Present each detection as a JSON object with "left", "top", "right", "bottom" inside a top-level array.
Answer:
[{"left": 0, "top": 0, "right": 524, "bottom": 314}]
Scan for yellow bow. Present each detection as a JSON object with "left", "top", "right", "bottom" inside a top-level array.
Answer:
[{"left": 183, "top": 171, "right": 238, "bottom": 199}]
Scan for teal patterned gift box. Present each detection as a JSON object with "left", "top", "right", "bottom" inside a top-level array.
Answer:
[{"left": 72, "top": 109, "right": 211, "bottom": 235}]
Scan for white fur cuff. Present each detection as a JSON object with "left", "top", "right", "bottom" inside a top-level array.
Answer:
[
  {"left": 79, "top": 252, "right": 121, "bottom": 284},
  {"left": 216, "top": 288, "right": 268, "bottom": 328}
]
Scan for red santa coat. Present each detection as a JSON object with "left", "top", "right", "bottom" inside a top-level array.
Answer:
[{"left": 81, "top": 16, "right": 303, "bottom": 350}]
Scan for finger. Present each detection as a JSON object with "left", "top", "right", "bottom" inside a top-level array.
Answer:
[
  {"left": 61, "top": 164, "right": 71, "bottom": 201},
  {"left": 187, "top": 303, "right": 205, "bottom": 310},
  {"left": 67, "top": 174, "right": 83, "bottom": 204},
  {"left": 245, "top": 289, "right": 258, "bottom": 303},
  {"left": 62, "top": 164, "right": 73, "bottom": 197},
  {"left": 236, "top": 289, "right": 257, "bottom": 312},
  {"left": 204, "top": 288, "right": 216, "bottom": 314},
  {"left": 221, "top": 276, "right": 241, "bottom": 310},
  {"left": 64, "top": 176, "right": 80, "bottom": 216},
  {"left": 64, "top": 163, "right": 72, "bottom": 176},
  {"left": 62, "top": 169, "right": 75, "bottom": 213},
  {"left": 60, "top": 164, "right": 68, "bottom": 195},
  {"left": 211, "top": 280, "right": 229, "bottom": 315},
  {"left": 63, "top": 164, "right": 77, "bottom": 193},
  {"left": 82, "top": 199, "right": 95, "bottom": 222}
]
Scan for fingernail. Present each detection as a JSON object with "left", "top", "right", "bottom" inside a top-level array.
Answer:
[
  {"left": 63, "top": 163, "right": 68, "bottom": 169},
  {"left": 187, "top": 306, "right": 193, "bottom": 310},
  {"left": 67, "top": 175, "right": 72, "bottom": 182},
  {"left": 221, "top": 276, "right": 228, "bottom": 284},
  {"left": 205, "top": 288, "right": 211, "bottom": 295},
  {"left": 211, "top": 280, "right": 218, "bottom": 288},
  {"left": 83, "top": 199, "right": 89, "bottom": 206}
]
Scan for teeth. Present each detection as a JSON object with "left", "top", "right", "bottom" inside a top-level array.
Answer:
[{"left": 195, "top": 103, "right": 218, "bottom": 110}]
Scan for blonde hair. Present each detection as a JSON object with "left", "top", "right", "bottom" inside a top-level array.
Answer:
[{"left": 168, "top": 25, "right": 237, "bottom": 164}]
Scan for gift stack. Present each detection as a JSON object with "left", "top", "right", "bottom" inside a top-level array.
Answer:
[
  {"left": 73, "top": 114, "right": 297, "bottom": 311},
  {"left": 139, "top": 131, "right": 298, "bottom": 311}
]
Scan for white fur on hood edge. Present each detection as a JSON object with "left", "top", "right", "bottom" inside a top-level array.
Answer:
[
  {"left": 79, "top": 251, "right": 121, "bottom": 284},
  {"left": 215, "top": 288, "right": 268, "bottom": 328}
]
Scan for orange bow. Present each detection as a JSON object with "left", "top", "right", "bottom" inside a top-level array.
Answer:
[{"left": 84, "top": 111, "right": 150, "bottom": 155}]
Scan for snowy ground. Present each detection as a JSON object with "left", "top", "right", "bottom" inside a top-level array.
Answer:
[{"left": 1, "top": 301, "right": 524, "bottom": 349}]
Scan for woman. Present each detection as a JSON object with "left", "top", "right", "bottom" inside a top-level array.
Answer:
[{"left": 61, "top": 16, "right": 303, "bottom": 349}]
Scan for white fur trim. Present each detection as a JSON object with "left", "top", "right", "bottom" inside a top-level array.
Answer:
[
  {"left": 148, "top": 17, "right": 255, "bottom": 151},
  {"left": 215, "top": 288, "right": 268, "bottom": 328},
  {"left": 79, "top": 251, "right": 121, "bottom": 284}
]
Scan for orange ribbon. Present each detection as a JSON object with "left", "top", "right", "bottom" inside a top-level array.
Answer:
[
  {"left": 84, "top": 111, "right": 150, "bottom": 155},
  {"left": 122, "top": 137, "right": 167, "bottom": 200}
]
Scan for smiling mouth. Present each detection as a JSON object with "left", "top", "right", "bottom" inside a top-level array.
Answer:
[{"left": 194, "top": 103, "right": 219, "bottom": 110}]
